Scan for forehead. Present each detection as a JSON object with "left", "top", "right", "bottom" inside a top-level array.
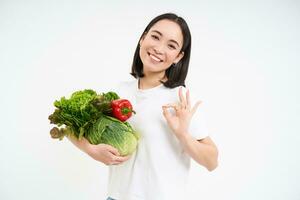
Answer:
[{"left": 149, "top": 19, "right": 183, "bottom": 46}]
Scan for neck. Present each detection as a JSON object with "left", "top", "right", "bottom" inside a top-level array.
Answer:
[{"left": 138, "top": 74, "right": 167, "bottom": 90}]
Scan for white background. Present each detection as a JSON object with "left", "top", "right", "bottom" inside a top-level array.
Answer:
[{"left": 1, "top": 0, "right": 299, "bottom": 199}]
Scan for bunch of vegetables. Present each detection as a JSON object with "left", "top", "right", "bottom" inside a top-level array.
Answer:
[{"left": 48, "top": 89, "right": 138, "bottom": 156}]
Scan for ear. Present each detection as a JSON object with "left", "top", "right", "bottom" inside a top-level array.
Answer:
[{"left": 174, "top": 51, "right": 184, "bottom": 64}]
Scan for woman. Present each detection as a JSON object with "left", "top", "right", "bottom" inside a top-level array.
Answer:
[{"left": 68, "top": 13, "right": 218, "bottom": 200}]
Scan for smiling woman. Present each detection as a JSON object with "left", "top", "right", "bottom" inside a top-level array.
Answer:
[
  {"left": 138, "top": 19, "right": 184, "bottom": 81},
  {"left": 67, "top": 12, "right": 218, "bottom": 200},
  {"left": 131, "top": 13, "right": 192, "bottom": 89}
]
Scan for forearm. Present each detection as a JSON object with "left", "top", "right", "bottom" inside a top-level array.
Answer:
[
  {"left": 66, "top": 135, "right": 92, "bottom": 155},
  {"left": 178, "top": 134, "right": 218, "bottom": 171}
]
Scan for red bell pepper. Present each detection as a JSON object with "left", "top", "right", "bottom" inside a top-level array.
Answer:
[{"left": 111, "top": 99, "right": 135, "bottom": 121}]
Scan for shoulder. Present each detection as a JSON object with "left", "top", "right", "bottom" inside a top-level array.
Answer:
[
  {"left": 111, "top": 79, "right": 137, "bottom": 98},
  {"left": 114, "top": 79, "right": 137, "bottom": 91},
  {"left": 163, "top": 85, "right": 191, "bottom": 99},
  {"left": 169, "top": 84, "right": 207, "bottom": 107}
]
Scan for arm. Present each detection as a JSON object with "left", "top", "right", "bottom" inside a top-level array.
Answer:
[
  {"left": 162, "top": 87, "right": 218, "bottom": 171},
  {"left": 66, "top": 135, "right": 130, "bottom": 165},
  {"left": 178, "top": 135, "right": 218, "bottom": 171},
  {"left": 66, "top": 135, "right": 93, "bottom": 155}
]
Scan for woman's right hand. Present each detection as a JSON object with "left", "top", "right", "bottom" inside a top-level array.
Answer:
[
  {"left": 66, "top": 135, "right": 130, "bottom": 165},
  {"left": 88, "top": 143, "right": 131, "bottom": 165}
]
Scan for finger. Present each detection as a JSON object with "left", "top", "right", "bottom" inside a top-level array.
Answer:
[
  {"left": 106, "top": 145, "right": 120, "bottom": 156},
  {"left": 186, "top": 89, "right": 191, "bottom": 110},
  {"left": 162, "top": 103, "right": 179, "bottom": 111},
  {"left": 162, "top": 106, "right": 173, "bottom": 120},
  {"left": 109, "top": 160, "right": 122, "bottom": 165},
  {"left": 191, "top": 100, "right": 202, "bottom": 115},
  {"left": 163, "top": 103, "right": 177, "bottom": 107},
  {"left": 114, "top": 155, "right": 131, "bottom": 162},
  {"left": 178, "top": 87, "right": 186, "bottom": 105},
  {"left": 110, "top": 156, "right": 130, "bottom": 165},
  {"left": 163, "top": 107, "right": 171, "bottom": 119}
]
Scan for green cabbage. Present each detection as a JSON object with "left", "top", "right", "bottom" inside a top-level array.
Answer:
[
  {"left": 86, "top": 115, "right": 138, "bottom": 156},
  {"left": 49, "top": 89, "right": 138, "bottom": 156}
]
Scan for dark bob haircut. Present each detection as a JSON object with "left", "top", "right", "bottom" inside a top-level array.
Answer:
[{"left": 130, "top": 13, "right": 192, "bottom": 88}]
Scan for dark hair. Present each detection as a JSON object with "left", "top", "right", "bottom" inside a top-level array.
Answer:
[{"left": 130, "top": 13, "right": 192, "bottom": 88}]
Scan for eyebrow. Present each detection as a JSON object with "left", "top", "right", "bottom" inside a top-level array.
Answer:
[{"left": 151, "top": 30, "right": 180, "bottom": 47}]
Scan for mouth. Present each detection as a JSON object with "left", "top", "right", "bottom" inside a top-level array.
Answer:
[{"left": 148, "top": 52, "right": 163, "bottom": 62}]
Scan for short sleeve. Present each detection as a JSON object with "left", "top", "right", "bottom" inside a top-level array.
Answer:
[
  {"left": 110, "top": 81, "right": 123, "bottom": 93},
  {"left": 189, "top": 105, "right": 209, "bottom": 140},
  {"left": 111, "top": 81, "right": 130, "bottom": 97},
  {"left": 109, "top": 80, "right": 138, "bottom": 102}
]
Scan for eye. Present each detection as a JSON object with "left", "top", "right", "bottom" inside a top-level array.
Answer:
[
  {"left": 168, "top": 44, "right": 176, "bottom": 50},
  {"left": 151, "top": 35, "right": 159, "bottom": 40}
]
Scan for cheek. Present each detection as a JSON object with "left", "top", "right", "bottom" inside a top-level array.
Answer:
[
  {"left": 140, "top": 41, "right": 151, "bottom": 54},
  {"left": 139, "top": 46, "right": 147, "bottom": 59},
  {"left": 166, "top": 52, "right": 180, "bottom": 63}
]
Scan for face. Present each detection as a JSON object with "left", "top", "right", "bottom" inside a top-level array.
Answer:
[{"left": 139, "top": 19, "right": 184, "bottom": 78}]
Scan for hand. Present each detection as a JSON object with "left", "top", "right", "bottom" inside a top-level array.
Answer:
[
  {"left": 88, "top": 143, "right": 131, "bottom": 165},
  {"left": 162, "top": 87, "right": 202, "bottom": 139}
]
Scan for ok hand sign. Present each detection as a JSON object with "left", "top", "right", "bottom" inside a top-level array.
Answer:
[{"left": 162, "top": 87, "right": 202, "bottom": 139}]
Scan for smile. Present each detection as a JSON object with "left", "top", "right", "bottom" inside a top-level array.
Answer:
[{"left": 148, "top": 52, "right": 163, "bottom": 62}]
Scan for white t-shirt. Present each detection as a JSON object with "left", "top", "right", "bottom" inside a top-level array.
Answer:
[{"left": 106, "top": 79, "right": 209, "bottom": 200}]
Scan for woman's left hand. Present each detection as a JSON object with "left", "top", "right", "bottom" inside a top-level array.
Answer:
[{"left": 162, "top": 87, "right": 202, "bottom": 139}]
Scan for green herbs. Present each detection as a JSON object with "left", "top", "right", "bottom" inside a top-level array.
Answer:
[{"left": 49, "top": 89, "right": 100, "bottom": 139}]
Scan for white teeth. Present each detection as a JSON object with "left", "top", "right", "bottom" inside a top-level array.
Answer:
[{"left": 149, "top": 54, "right": 162, "bottom": 62}]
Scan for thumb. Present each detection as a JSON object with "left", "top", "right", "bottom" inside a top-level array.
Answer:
[{"left": 162, "top": 106, "right": 172, "bottom": 123}]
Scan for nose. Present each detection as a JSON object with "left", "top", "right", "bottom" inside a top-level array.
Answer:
[{"left": 153, "top": 44, "right": 164, "bottom": 55}]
